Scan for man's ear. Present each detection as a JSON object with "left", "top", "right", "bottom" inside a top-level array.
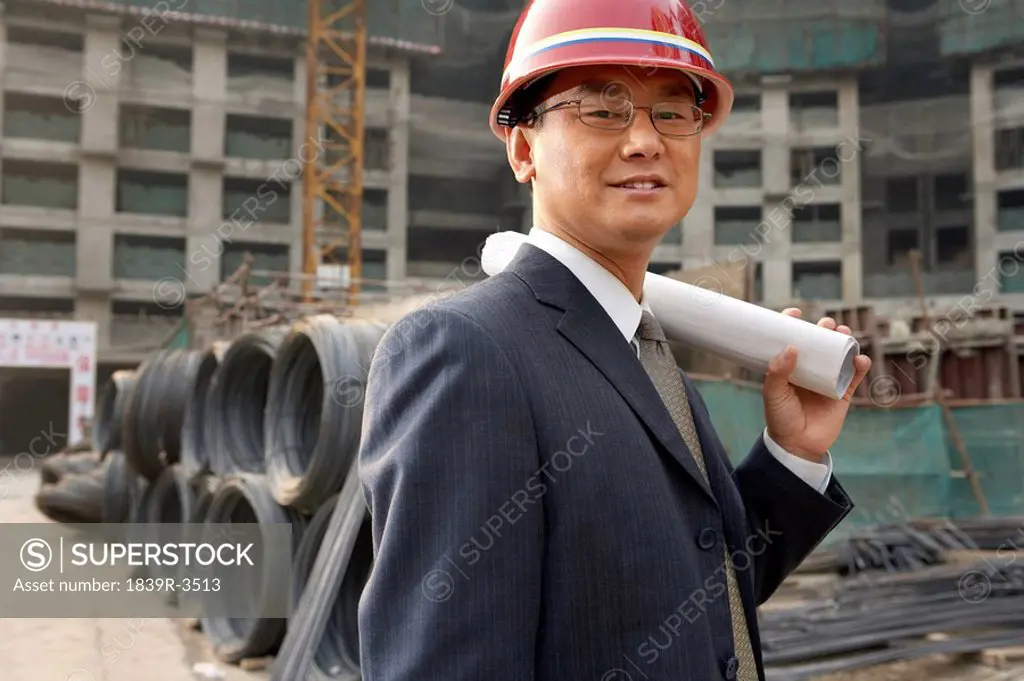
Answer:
[{"left": 505, "top": 125, "right": 536, "bottom": 186}]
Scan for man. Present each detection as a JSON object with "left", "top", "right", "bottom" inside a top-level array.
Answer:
[{"left": 357, "top": 1, "right": 872, "bottom": 680}]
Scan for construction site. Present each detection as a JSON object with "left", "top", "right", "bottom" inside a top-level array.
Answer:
[{"left": 2, "top": 0, "right": 1024, "bottom": 679}]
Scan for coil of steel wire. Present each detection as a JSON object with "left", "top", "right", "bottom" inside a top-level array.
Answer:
[
  {"left": 290, "top": 493, "right": 374, "bottom": 679},
  {"left": 180, "top": 342, "right": 230, "bottom": 479},
  {"left": 190, "top": 475, "right": 220, "bottom": 523},
  {"left": 122, "top": 350, "right": 201, "bottom": 480},
  {"left": 93, "top": 371, "right": 136, "bottom": 457},
  {"left": 266, "top": 317, "right": 388, "bottom": 512},
  {"left": 161, "top": 350, "right": 204, "bottom": 466},
  {"left": 101, "top": 451, "right": 132, "bottom": 523},
  {"left": 201, "top": 473, "right": 308, "bottom": 663},
  {"left": 270, "top": 466, "right": 367, "bottom": 681},
  {"left": 206, "top": 327, "right": 289, "bottom": 476}
]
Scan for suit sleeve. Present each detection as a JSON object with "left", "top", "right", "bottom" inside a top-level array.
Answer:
[
  {"left": 681, "top": 375, "right": 853, "bottom": 605},
  {"left": 357, "top": 306, "right": 543, "bottom": 681}
]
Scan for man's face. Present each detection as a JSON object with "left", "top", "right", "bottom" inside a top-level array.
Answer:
[{"left": 506, "top": 64, "right": 703, "bottom": 254}]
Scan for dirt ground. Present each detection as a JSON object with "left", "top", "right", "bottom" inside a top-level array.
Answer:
[
  {"left": 0, "top": 460, "right": 269, "bottom": 681},
  {"left": 3, "top": 457, "right": 1023, "bottom": 681}
]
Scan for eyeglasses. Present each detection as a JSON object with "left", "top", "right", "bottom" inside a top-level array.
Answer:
[{"left": 527, "top": 92, "right": 711, "bottom": 138}]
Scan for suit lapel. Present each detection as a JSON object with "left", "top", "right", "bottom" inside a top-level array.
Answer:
[{"left": 508, "top": 244, "right": 717, "bottom": 505}]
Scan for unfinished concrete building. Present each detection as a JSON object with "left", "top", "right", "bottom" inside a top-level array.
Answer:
[{"left": 1, "top": 0, "right": 1024, "bottom": 384}]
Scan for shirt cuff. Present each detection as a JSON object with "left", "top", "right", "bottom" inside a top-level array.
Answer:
[{"left": 762, "top": 428, "right": 833, "bottom": 494}]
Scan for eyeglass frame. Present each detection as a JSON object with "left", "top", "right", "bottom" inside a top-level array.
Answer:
[{"left": 523, "top": 95, "right": 712, "bottom": 138}]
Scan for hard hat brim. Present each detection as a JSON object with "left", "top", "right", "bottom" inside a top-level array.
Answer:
[{"left": 489, "top": 53, "right": 734, "bottom": 141}]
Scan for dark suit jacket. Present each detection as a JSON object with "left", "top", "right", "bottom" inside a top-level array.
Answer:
[{"left": 357, "top": 244, "right": 853, "bottom": 681}]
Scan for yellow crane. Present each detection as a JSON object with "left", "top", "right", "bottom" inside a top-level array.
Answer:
[{"left": 301, "top": 0, "right": 367, "bottom": 301}]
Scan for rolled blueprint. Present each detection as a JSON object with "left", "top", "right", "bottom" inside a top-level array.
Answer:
[{"left": 481, "top": 231, "right": 860, "bottom": 400}]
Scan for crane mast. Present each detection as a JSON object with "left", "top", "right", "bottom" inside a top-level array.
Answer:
[{"left": 302, "top": 0, "right": 367, "bottom": 302}]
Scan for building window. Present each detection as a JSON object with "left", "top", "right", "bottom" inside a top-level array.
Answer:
[
  {"left": 887, "top": 229, "right": 919, "bottom": 267},
  {"left": 997, "top": 189, "right": 1024, "bottom": 232},
  {"left": 1, "top": 160, "right": 78, "bottom": 210},
  {"left": 0, "top": 296, "right": 75, "bottom": 317},
  {"left": 116, "top": 170, "right": 189, "bottom": 217},
  {"left": 112, "top": 235, "right": 186, "bottom": 281},
  {"left": 363, "top": 189, "right": 387, "bottom": 231},
  {"left": 998, "top": 250, "right": 1024, "bottom": 293},
  {"left": 222, "top": 177, "right": 291, "bottom": 224},
  {"left": 792, "top": 261, "right": 842, "bottom": 300},
  {"left": 934, "top": 226, "right": 970, "bottom": 267},
  {"left": 224, "top": 115, "right": 293, "bottom": 159},
  {"left": 365, "top": 128, "right": 390, "bottom": 171},
  {"left": 120, "top": 105, "right": 191, "bottom": 153},
  {"left": 407, "top": 227, "right": 487, "bottom": 263},
  {"left": 220, "top": 242, "right": 290, "bottom": 286},
  {"left": 995, "top": 128, "right": 1024, "bottom": 171},
  {"left": 714, "top": 206, "right": 761, "bottom": 245},
  {"left": 3, "top": 93, "right": 81, "bottom": 143},
  {"left": 791, "top": 147, "right": 841, "bottom": 186},
  {"left": 0, "top": 228, "right": 76, "bottom": 277},
  {"left": 713, "top": 150, "right": 761, "bottom": 188},
  {"left": 933, "top": 174, "right": 969, "bottom": 211},
  {"left": 790, "top": 91, "right": 839, "bottom": 130},
  {"left": 791, "top": 204, "right": 841, "bottom": 242},
  {"left": 110, "top": 300, "right": 183, "bottom": 348},
  {"left": 886, "top": 177, "right": 919, "bottom": 213},
  {"left": 408, "top": 175, "right": 495, "bottom": 215}
]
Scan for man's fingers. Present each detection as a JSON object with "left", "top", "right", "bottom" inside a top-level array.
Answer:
[
  {"left": 764, "top": 345, "right": 798, "bottom": 394},
  {"left": 816, "top": 317, "right": 836, "bottom": 331},
  {"left": 836, "top": 324, "right": 852, "bottom": 336},
  {"left": 781, "top": 307, "right": 802, "bottom": 318},
  {"left": 843, "top": 355, "right": 873, "bottom": 400}
]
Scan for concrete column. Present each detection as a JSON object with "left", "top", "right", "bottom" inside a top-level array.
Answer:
[
  {"left": 0, "top": 21, "right": 7, "bottom": 139},
  {"left": 76, "top": 159, "right": 115, "bottom": 349},
  {"left": 75, "top": 297, "right": 112, "bottom": 350},
  {"left": 761, "top": 85, "right": 790, "bottom": 197},
  {"left": 191, "top": 29, "right": 226, "bottom": 163},
  {"left": 80, "top": 15, "right": 121, "bottom": 155},
  {"left": 971, "top": 63, "right": 998, "bottom": 286},
  {"left": 762, "top": 85, "right": 792, "bottom": 305},
  {"left": 186, "top": 169, "right": 224, "bottom": 291},
  {"left": 188, "top": 29, "right": 228, "bottom": 291},
  {"left": 682, "top": 142, "right": 715, "bottom": 268},
  {"left": 76, "top": 16, "right": 120, "bottom": 350},
  {"left": 838, "top": 77, "right": 863, "bottom": 302},
  {"left": 386, "top": 56, "right": 411, "bottom": 281},
  {"left": 291, "top": 50, "right": 308, "bottom": 277}
]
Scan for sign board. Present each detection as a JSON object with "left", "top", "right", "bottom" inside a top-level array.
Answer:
[
  {"left": 0, "top": 318, "right": 98, "bottom": 446},
  {"left": 317, "top": 263, "right": 350, "bottom": 289}
]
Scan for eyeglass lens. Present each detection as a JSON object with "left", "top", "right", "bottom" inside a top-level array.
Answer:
[{"left": 577, "top": 94, "right": 704, "bottom": 136}]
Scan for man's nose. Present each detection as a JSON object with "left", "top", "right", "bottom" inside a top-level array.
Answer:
[{"left": 620, "top": 109, "right": 665, "bottom": 158}]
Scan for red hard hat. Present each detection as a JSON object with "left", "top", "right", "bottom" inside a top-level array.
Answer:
[{"left": 489, "top": 0, "right": 734, "bottom": 140}]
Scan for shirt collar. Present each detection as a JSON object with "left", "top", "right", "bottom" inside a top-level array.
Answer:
[{"left": 525, "top": 227, "right": 647, "bottom": 343}]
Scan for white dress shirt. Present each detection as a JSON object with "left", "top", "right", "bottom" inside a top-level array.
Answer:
[{"left": 525, "top": 227, "right": 833, "bottom": 494}]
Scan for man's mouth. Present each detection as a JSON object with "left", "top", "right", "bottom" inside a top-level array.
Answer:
[{"left": 615, "top": 181, "right": 663, "bottom": 190}]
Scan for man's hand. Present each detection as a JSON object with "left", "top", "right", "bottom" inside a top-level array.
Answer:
[{"left": 761, "top": 308, "right": 872, "bottom": 463}]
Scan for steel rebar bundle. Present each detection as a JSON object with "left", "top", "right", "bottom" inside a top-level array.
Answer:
[
  {"left": 288, "top": 492, "right": 374, "bottom": 679},
  {"left": 206, "top": 327, "right": 289, "bottom": 475},
  {"left": 200, "top": 473, "right": 308, "bottom": 664},
  {"left": 93, "top": 370, "right": 137, "bottom": 456},
  {"left": 762, "top": 556, "right": 1024, "bottom": 680},
  {"left": 122, "top": 350, "right": 202, "bottom": 480},
  {"left": 271, "top": 465, "right": 368, "bottom": 681},
  {"left": 265, "top": 316, "right": 388, "bottom": 513},
  {"left": 180, "top": 341, "right": 230, "bottom": 479}
]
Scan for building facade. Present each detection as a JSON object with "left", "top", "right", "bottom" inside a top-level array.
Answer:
[{"left": 1, "top": 0, "right": 1023, "bottom": 379}]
